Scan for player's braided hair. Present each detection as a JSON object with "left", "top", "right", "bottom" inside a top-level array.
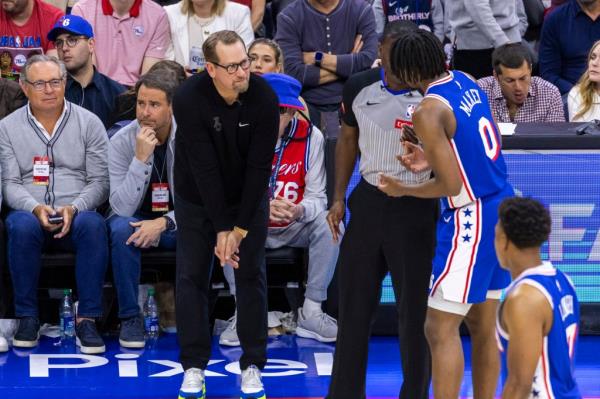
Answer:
[
  {"left": 498, "top": 197, "right": 551, "bottom": 249},
  {"left": 390, "top": 29, "right": 446, "bottom": 85}
]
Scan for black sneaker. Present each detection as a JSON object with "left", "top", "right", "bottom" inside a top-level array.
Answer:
[
  {"left": 13, "top": 317, "right": 40, "bottom": 348},
  {"left": 76, "top": 320, "right": 105, "bottom": 354},
  {"left": 119, "top": 314, "right": 145, "bottom": 348}
]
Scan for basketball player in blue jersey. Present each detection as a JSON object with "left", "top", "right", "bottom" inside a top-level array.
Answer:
[
  {"left": 495, "top": 197, "right": 581, "bottom": 399},
  {"left": 378, "top": 29, "right": 514, "bottom": 398}
]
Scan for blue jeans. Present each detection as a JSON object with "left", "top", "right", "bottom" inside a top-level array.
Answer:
[
  {"left": 6, "top": 210, "right": 108, "bottom": 318},
  {"left": 107, "top": 215, "right": 176, "bottom": 319}
]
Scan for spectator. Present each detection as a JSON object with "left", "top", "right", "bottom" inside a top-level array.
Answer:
[
  {"left": 111, "top": 60, "right": 186, "bottom": 126},
  {"left": 539, "top": 0, "right": 600, "bottom": 95},
  {"left": 230, "top": 0, "right": 265, "bottom": 34},
  {"left": 568, "top": 39, "right": 600, "bottom": 121},
  {"left": 0, "top": 55, "right": 109, "bottom": 354},
  {"left": 47, "top": 15, "right": 125, "bottom": 129},
  {"left": 448, "top": 0, "right": 527, "bottom": 79},
  {"left": 275, "top": 0, "right": 377, "bottom": 134},
  {"left": 172, "top": 30, "right": 278, "bottom": 399},
  {"left": 221, "top": 73, "right": 340, "bottom": 346},
  {"left": 107, "top": 72, "right": 179, "bottom": 348},
  {"left": 248, "top": 38, "right": 282, "bottom": 74},
  {"left": 326, "top": 21, "right": 436, "bottom": 399},
  {"left": 165, "top": 0, "right": 254, "bottom": 69},
  {"left": 72, "top": 0, "right": 171, "bottom": 87},
  {"left": 372, "top": 0, "right": 445, "bottom": 42},
  {"left": 478, "top": 43, "right": 565, "bottom": 122},
  {"left": 0, "top": 0, "right": 63, "bottom": 64},
  {"left": 248, "top": 38, "right": 311, "bottom": 120},
  {"left": 0, "top": 77, "right": 26, "bottom": 118}
]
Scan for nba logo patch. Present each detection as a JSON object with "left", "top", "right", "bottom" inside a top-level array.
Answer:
[
  {"left": 394, "top": 119, "right": 413, "bottom": 129},
  {"left": 133, "top": 25, "right": 144, "bottom": 37},
  {"left": 406, "top": 104, "right": 416, "bottom": 118}
]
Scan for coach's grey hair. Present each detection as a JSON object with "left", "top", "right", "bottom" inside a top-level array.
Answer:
[{"left": 19, "top": 55, "right": 67, "bottom": 82}]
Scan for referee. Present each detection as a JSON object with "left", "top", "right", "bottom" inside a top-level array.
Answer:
[
  {"left": 172, "top": 31, "right": 279, "bottom": 399},
  {"left": 326, "top": 21, "right": 437, "bottom": 399}
]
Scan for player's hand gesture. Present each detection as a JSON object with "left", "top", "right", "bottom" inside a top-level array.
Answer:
[{"left": 398, "top": 141, "right": 430, "bottom": 173}]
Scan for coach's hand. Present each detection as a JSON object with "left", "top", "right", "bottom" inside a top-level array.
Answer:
[
  {"left": 224, "top": 231, "right": 242, "bottom": 269},
  {"left": 327, "top": 200, "right": 345, "bottom": 243}
]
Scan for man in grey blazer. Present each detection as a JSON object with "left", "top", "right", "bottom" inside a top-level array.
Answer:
[{"left": 107, "top": 71, "right": 178, "bottom": 348}]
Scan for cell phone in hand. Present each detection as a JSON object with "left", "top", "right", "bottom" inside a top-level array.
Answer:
[{"left": 48, "top": 215, "right": 64, "bottom": 224}]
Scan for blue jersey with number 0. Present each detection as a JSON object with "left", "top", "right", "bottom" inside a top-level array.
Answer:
[{"left": 425, "top": 71, "right": 509, "bottom": 209}]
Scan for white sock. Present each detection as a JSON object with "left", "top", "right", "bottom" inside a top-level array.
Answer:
[{"left": 302, "top": 298, "right": 322, "bottom": 318}]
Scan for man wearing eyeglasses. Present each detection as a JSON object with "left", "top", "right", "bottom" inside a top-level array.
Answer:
[
  {"left": 0, "top": 55, "right": 109, "bottom": 354},
  {"left": 47, "top": 15, "right": 125, "bottom": 129},
  {"left": 172, "top": 30, "right": 279, "bottom": 399}
]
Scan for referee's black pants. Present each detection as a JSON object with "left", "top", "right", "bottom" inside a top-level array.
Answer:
[
  {"left": 175, "top": 195, "right": 269, "bottom": 371},
  {"left": 327, "top": 179, "right": 437, "bottom": 399}
]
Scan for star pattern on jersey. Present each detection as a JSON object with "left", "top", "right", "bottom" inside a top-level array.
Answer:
[
  {"left": 463, "top": 208, "right": 473, "bottom": 218},
  {"left": 463, "top": 221, "right": 473, "bottom": 230},
  {"left": 532, "top": 389, "right": 540, "bottom": 398},
  {"left": 462, "top": 234, "right": 472, "bottom": 243}
]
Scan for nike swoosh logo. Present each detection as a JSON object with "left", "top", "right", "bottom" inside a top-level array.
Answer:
[
  {"left": 389, "top": 1, "right": 397, "bottom": 6},
  {"left": 443, "top": 216, "right": 452, "bottom": 223},
  {"left": 239, "top": 122, "right": 249, "bottom": 127},
  {"left": 366, "top": 101, "right": 380, "bottom": 106}
]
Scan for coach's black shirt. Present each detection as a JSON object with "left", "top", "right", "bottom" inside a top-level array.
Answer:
[{"left": 173, "top": 71, "right": 279, "bottom": 232}]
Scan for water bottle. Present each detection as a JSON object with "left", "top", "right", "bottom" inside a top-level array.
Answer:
[
  {"left": 59, "top": 289, "right": 75, "bottom": 339},
  {"left": 144, "top": 287, "right": 160, "bottom": 338}
]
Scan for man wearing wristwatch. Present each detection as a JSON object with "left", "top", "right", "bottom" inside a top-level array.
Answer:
[
  {"left": 275, "top": 0, "right": 378, "bottom": 135},
  {"left": 106, "top": 71, "right": 179, "bottom": 349}
]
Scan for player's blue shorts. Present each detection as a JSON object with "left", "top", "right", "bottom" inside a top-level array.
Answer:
[{"left": 430, "top": 184, "right": 514, "bottom": 304}]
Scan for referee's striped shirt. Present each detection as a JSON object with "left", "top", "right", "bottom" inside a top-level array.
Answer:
[{"left": 342, "top": 67, "right": 431, "bottom": 186}]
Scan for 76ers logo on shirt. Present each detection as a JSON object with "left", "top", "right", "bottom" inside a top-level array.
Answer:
[{"left": 133, "top": 25, "right": 144, "bottom": 37}]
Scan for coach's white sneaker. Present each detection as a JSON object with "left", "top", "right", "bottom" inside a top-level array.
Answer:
[
  {"left": 241, "top": 365, "right": 266, "bottom": 399},
  {"left": 178, "top": 367, "right": 205, "bottom": 399}
]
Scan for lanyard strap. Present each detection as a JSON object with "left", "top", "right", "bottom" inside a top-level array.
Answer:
[
  {"left": 153, "top": 146, "right": 168, "bottom": 185},
  {"left": 269, "top": 118, "right": 298, "bottom": 199}
]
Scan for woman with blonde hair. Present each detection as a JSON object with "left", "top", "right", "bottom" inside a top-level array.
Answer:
[
  {"left": 164, "top": 0, "right": 254, "bottom": 69},
  {"left": 568, "top": 40, "right": 600, "bottom": 122}
]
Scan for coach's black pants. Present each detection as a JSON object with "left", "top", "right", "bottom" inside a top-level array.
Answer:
[
  {"left": 175, "top": 195, "right": 269, "bottom": 371},
  {"left": 327, "top": 179, "right": 437, "bottom": 399}
]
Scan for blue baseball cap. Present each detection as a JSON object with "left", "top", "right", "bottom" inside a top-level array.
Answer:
[
  {"left": 47, "top": 15, "right": 94, "bottom": 42},
  {"left": 262, "top": 73, "right": 305, "bottom": 111}
]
